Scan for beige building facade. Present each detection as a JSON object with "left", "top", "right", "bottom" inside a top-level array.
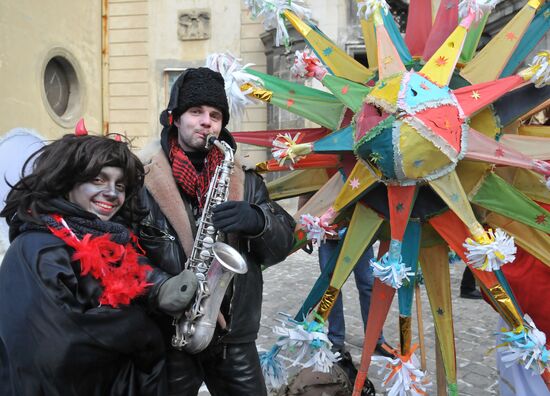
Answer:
[
  {"left": 0, "top": 1, "right": 343, "bottom": 158},
  {"left": 1, "top": 1, "right": 544, "bottom": 151}
]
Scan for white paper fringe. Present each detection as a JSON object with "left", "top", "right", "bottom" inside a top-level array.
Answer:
[
  {"left": 259, "top": 347, "right": 288, "bottom": 390},
  {"left": 372, "top": 352, "right": 432, "bottom": 396},
  {"left": 527, "top": 51, "right": 550, "bottom": 88},
  {"left": 458, "top": 0, "right": 499, "bottom": 21},
  {"left": 291, "top": 49, "right": 325, "bottom": 79},
  {"left": 299, "top": 213, "right": 337, "bottom": 245},
  {"left": 498, "top": 315, "right": 549, "bottom": 375},
  {"left": 206, "top": 53, "right": 264, "bottom": 123},
  {"left": 371, "top": 254, "right": 414, "bottom": 289},
  {"left": 463, "top": 228, "right": 516, "bottom": 271},
  {"left": 273, "top": 314, "right": 340, "bottom": 373},
  {"left": 271, "top": 133, "right": 301, "bottom": 165},
  {"left": 357, "top": 0, "right": 390, "bottom": 20},
  {"left": 244, "top": 0, "right": 312, "bottom": 47}
]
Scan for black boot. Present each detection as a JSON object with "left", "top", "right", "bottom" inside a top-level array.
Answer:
[{"left": 335, "top": 350, "right": 375, "bottom": 396}]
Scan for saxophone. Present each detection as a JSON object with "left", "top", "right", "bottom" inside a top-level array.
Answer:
[{"left": 172, "top": 135, "right": 248, "bottom": 353}]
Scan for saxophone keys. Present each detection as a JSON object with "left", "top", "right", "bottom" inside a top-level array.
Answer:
[
  {"left": 202, "top": 236, "right": 215, "bottom": 248},
  {"left": 199, "top": 249, "right": 211, "bottom": 260}
]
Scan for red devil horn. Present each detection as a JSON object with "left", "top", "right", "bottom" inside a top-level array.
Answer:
[{"left": 75, "top": 118, "right": 88, "bottom": 136}]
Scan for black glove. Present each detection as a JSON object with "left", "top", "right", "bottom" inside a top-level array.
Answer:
[
  {"left": 157, "top": 270, "right": 198, "bottom": 315},
  {"left": 212, "top": 200, "right": 265, "bottom": 235}
]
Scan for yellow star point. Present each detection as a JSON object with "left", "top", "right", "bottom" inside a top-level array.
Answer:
[{"left": 471, "top": 91, "right": 481, "bottom": 100}]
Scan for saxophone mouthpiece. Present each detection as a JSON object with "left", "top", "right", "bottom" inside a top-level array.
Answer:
[{"left": 205, "top": 135, "right": 218, "bottom": 150}]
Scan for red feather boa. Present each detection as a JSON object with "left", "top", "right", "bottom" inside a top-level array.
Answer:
[{"left": 48, "top": 216, "right": 151, "bottom": 307}]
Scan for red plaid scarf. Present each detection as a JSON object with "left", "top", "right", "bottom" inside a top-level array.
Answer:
[{"left": 169, "top": 135, "right": 224, "bottom": 209}]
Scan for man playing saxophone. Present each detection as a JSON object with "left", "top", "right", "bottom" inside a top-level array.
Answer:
[{"left": 139, "top": 67, "right": 295, "bottom": 396}]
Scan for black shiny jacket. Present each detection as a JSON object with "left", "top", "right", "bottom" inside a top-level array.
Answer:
[{"left": 138, "top": 130, "right": 295, "bottom": 344}]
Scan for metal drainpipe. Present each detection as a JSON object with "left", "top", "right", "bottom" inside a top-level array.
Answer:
[{"left": 101, "top": 0, "right": 110, "bottom": 135}]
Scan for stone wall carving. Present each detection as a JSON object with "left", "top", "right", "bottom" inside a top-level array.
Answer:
[{"left": 177, "top": 9, "right": 210, "bottom": 41}]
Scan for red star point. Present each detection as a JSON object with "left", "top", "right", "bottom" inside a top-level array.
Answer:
[
  {"left": 495, "top": 148, "right": 505, "bottom": 157},
  {"left": 505, "top": 32, "right": 518, "bottom": 41},
  {"left": 287, "top": 98, "right": 295, "bottom": 107},
  {"left": 435, "top": 56, "right": 448, "bottom": 67},
  {"left": 341, "top": 85, "right": 349, "bottom": 94},
  {"left": 535, "top": 214, "right": 547, "bottom": 224}
]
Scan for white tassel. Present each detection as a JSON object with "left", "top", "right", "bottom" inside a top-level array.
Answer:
[
  {"left": 519, "top": 51, "right": 550, "bottom": 88},
  {"left": 372, "top": 352, "right": 431, "bottom": 396},
  {"left": 272, "top": 133, "right": 301, "bottom": 164},
  {"left": 371, "top": 239, "right": 414, "bottom": 289},
  {"left": 370, "top": 254, "right": 414, "bottom": 289},
  {"left": 530, "top": 51, "right": 550, "bottom": 88},
  {"left": 291, "top": 49, "right": 326, "bottom": 80},
  {"left": 458, "top": 0, "right": 499, "bottom": 21},
  {"left": 463, "top": 228, "right": 516, "bottom": 271},
  {"left": 357, "top": 0, "right": 390, "bottom": 21},
  {"left": 498, "top": 315, "right": 549, "bottom": 375},
  {"left": 273, "top": 314, "right": 340, "bottom": 373},
  {"left": 244, "top": 0, "right": 312, "bottom": 48},
  {"left": 206, "top": 53, "right": 264, "bottom": 123},
  {"left": 299, "top": 213, "right": 337, "bottom": 245},
  {"left": 259, "top": 348, "right": 288, "bottom": 389},
  {"left": 546, "top": 176, "right": 550, "bottom": 191}
]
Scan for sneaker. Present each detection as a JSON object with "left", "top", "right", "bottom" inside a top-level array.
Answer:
[
  {"left": 374, "top": 342, "right": 395, "bottom": 358},
  {"left": 460, "top": 289, "right": 482, "bottom": 299}
]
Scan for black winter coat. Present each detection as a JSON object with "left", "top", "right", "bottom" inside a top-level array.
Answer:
[
  {"left": 0, "top": 231, "right": 167, "bottom": 396},
  {"left": 138, "top": 131, "right": 295, "bottom": 345}
]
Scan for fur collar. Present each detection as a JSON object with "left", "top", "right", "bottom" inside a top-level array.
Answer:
[{"left": 142, "top": 142, "right": 245, "bottom": 257}]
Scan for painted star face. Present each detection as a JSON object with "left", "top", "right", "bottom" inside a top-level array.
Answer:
[
  {"left": 354, "top": 71, "right": 467, "bottom": 185},
  {"left": 68, "top": 166, "right": 126, "bottom": 221}
]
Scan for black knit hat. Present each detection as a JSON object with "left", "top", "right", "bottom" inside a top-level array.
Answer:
[{"left": 160, "top": 67, "right": 230, "bottom": 128}]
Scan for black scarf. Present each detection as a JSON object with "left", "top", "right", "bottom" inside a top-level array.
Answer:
[{"left": 18, "top": 198, "right": 131, "bottom": 245}]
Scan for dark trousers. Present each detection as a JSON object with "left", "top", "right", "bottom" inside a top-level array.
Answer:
[
  {"left": 460, "top": 266, "right": 476, "bottom": 292},
  {"left": 166, "top": 341, "right": 267, "bottom": 396}
]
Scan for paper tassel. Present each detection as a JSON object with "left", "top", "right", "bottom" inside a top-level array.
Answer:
[
  {"left": 299, "top": 209, "right": 338, "bottom": 245},
  {"left": 519, "top": 51, "right": 550, "bottom": 88},
  {"left": 357, "top": 0, "right": 390, "bottom": 21},
  {"left": 463, "top": 228, "right": 516, "bottom": 271},
  {"left": 291, "top": 49, "right": 327, "bottom": 80},
  {"left": 546, "top": 176, "right": 550, "bottom": 191},
  {"left": 259, "top": 346, "right": 288, "bottom": 390},
  {"left": 271, "top": 133, "right": 313, "bottom": 167},
  {"left": 244, "top": 0, "right": 312, "bottom": 47},
  {"left": 206, "top": 53, "right": 264, "bottom": 122},
  {"left": 273, "top": 313, "right": 340, "bottom": 372},
  {"left": 497, "top": 315, "right": 549, "bottom": 375},
  {"left": 458, "top": 0, "right": 498, "bottom": 22},
  {"left": 371, "top": 240, "right": 414, "bottom": 289},
  {"left": 372, "top": 345, "right": 432, "bottom": 396}
]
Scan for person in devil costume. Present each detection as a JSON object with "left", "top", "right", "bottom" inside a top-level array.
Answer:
[{"left": 0, "top": 133, "right": 183, "bottom": 396}]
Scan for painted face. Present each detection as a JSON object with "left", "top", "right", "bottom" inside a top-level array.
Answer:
[
  {"left": 174, "top": 105, "right": 223, "bottom": 152},
  {"left": 68, "top": 166, "right": 126, "bottom": 221}
]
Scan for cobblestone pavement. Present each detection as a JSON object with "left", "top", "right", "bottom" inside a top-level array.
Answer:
[{"left": 199, "top": 248, "right": 500, "bottom": 395}]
